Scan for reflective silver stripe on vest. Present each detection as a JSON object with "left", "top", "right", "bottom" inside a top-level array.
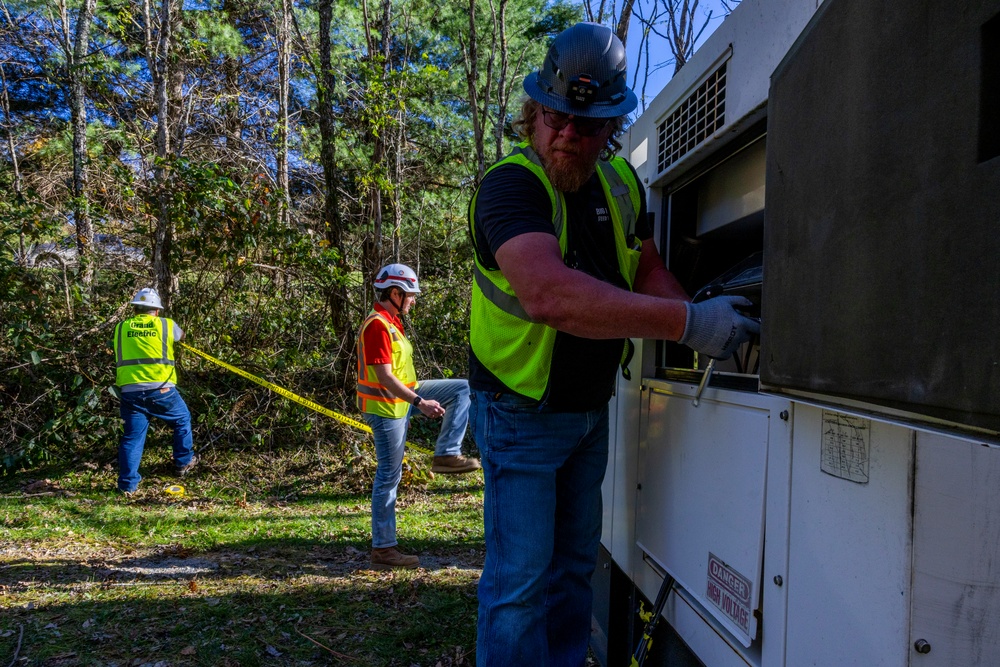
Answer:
[
  {"left": 115, "top": 322, "right": 123, "bottom": 365},
  {"left": 473, "top": 264, "right": 534, "bottom": 322},
  {"left": 117, "top": 358, "right": 176, "bottom": 367},
  {"left": 160, "top": 317, "right": 169, "bottom": 360},
  {"left": 597, "top": 160, "right": 638, "bottom": 238},
  {"left": 357, "top": 384, "right": 397, "bottom": 400}
]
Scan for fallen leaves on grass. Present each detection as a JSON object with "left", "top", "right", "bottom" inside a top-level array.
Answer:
[{"left": 295, "top": 623, "right": 360, "bottom": 661}]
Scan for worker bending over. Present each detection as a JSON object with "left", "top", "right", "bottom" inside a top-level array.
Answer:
[{"left": 113, "top": 288, "right": 197, "bottom": 495}]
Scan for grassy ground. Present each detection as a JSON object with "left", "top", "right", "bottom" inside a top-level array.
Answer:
[{"left": 0, "top": 444, "right": 485, "bottom": 666}]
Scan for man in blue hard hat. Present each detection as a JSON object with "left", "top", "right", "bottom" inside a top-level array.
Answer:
[{"left": 467, "top": 22, "right": 760, "bottom": 666}]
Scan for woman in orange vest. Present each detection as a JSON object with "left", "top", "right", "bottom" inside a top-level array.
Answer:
[{"left": 356, "top": 264, "right": 480, "bottom": 569}]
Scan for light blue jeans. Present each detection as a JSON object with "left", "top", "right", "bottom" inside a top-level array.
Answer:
[
  {"left": 118, "top": 386, "right": 195, "bottom": 493},
  {"left": 365, "top": 378, "right": 470, "bottom": 549},
  {"left": 472, "top": 390, "right": 609, "bottom": 667}
]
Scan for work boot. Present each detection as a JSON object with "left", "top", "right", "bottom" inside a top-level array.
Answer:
[
  {"left": 431, "top": 455, "right": 482, "bottom": 474},
  {"left": 174, "top": 454, "right": 199, "bottom": 477},
  {"left": 371, "top": 546, "right": 420, "bottom": 570}
]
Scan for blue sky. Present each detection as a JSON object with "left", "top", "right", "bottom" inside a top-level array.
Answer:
[{"left": 624, "top": 0, "right": 732, "bottom": 110}]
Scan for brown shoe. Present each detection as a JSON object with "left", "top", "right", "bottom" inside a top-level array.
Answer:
[
  {"left": 174, "top": 454, "right": 199, "bottom": 477},
  {"left": 371, "top": 546, "right": 420, "bottom": 570},
  {"left": 431, "top": 455, "right": 481, "bottom": 474}
]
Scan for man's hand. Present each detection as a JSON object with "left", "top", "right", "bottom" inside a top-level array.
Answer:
[
  {"left": 416, "top": 398, "right": 445, "bottom": 419},
  {"left": 679, "top": 296, "right": 760, "bottom": 360}
]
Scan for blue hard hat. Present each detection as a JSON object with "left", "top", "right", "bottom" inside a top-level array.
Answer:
[{"left": 523, "top": 22, "right": 638, "bottom": 118}]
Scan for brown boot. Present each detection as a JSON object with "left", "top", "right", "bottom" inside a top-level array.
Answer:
[
  {"left": 431, "top": 455, "right": 482, "bottom": 474},
  {"left": 173, "top": 454, "right": 199, "bottom": 477},
  {"left": 371, "top": 546, "right": 420, "bottom": 570}
]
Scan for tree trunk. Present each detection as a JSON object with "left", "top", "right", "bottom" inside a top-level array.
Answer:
[
  {"left": 491, "top": 0, "right": 510, "bottom": 165},
  {"left": 317, "top": 0, "right": 351, "bottom": 370},
  {"left": 276, "top": 0, "right": 291, "bottom": 227},
  {"left": 149, "top": 0, "right": 175, "bottom": 308},
  {"left": 0, "top": 65, "right": 25, "bottom": 264},
  {"left": 359, "top": 0, "right": 392, "bottom": 276},
  {"left": 616, "top": 0, "right": 636, "bottom": 47},
  {"left": 461, "top": 0, "right": 486, "bottom": 183},
  {"left": 65, "top": 0, "right": 97, "bottom": 286}
]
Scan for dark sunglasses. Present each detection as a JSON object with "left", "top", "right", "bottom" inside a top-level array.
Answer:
[{"left": 540, "top": 109, "right": 609, "bottom": 137}]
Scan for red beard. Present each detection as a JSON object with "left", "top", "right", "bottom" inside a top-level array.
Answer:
[{"left": 539, "top": 143, "right": 599, "bottom": 192}]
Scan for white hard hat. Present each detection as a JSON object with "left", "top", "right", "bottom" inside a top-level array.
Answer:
[
  {"left": 130, "top": 287, "right": 163, "bottom": 309},
  {"left": 373, "top": 264, "right": 421, "bottom": 293}
]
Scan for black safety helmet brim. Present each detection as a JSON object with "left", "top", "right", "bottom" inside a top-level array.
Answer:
[{"left": 523, "top": 73, "right": 638, "bottom": 118}]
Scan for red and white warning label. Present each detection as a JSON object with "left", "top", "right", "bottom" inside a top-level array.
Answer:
[{"left": 706, "top": 552, "right": 752, "bottom": 635}]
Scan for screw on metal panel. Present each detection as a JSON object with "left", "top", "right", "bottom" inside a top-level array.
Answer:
[
  {"left": 773, "top": 575, "right": 783, "bottom": 586},
  {"left": 637, "top": 483, "right": 642, "bottom": 490},
  {"left": 914, "top": 639, "right": 931, "bottom": 654},
  {"left": 779, "top": 410, "right": 789, "bottom": 421}
]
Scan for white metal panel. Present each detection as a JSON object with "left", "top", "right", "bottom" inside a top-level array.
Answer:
[
  {"left": 760, "top": 402, "right": 793, "bottom": 667},
  {"left": 603, "top": 390, "right": 619, "bottom": 550},
  {"left": 784, "top": 404, "right": 912, "bottom": 667},
  {"left": 635, "top": 380, "right": 772, "bottom": 647},
  {"left": 605, "top": 338, "right": 660, "bottom": 574},
  {"left": 910, "top": 433, "right": 1000, "bottom": 666}
]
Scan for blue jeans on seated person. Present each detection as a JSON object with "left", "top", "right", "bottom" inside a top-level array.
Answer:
[
  {"left": 471, "top": 390, "right": 609, "bottom": 667},
  {"left": 118, "top": 386, "right": 194, "bottom": 492},
  {"left": 365, "top": 378, "right": 470, "bottom": 549}
]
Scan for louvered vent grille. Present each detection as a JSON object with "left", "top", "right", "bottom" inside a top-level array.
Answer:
[{"left": 657, "top": 61, "right": 728, "bottom": 173}]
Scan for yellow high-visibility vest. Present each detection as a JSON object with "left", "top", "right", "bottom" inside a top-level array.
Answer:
[
  {"left": 113, "top": 314, "right": 178, "bottom": 387},
  {"left": 468, "top": 142, "right": 642, "bottom": 401}
]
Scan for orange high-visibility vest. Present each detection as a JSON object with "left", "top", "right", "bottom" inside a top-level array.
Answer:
[{"left": 356, "top": 309, "right": 418, "bottom": 418}]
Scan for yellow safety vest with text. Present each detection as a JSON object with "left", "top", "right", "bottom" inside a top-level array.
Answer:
[
  {"left": 356, "top": 309, "right": 419, "bottom": 418},
  {"left": 469, "top": 142, "right": 643, "bottom": 401},
  {"left": 113, "top": 314, "right": 178, "bottom": 387}
]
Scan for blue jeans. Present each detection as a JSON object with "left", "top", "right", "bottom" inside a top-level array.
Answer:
[
  {"left": 472, "top": 390, "right": 609, "bottom": 667},
  {"left": 118, "top": 386, "right": 194, "bottom": 492},
  {"left": 365, "top": 378, "right": 470, "bottom": 549}
]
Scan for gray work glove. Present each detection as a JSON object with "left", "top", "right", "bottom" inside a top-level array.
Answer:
[{"left": 679, "top": 296, "right": 760, "bottom": 360}]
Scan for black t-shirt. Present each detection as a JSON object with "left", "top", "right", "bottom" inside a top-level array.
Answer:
[{"left": 470, "top": 160, "right": 650, "bottom": 411}]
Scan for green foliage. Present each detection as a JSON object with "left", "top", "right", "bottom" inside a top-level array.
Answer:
[
  {"left": 0, "top": 0, "right": 578, "bottom": 475},
  {"left": 191, "top": 11, "right": 251, "bottom": 58}
]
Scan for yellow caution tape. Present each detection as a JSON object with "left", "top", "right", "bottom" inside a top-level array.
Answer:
[{"left": 178, "top": 342, "right": 434, "bottom": 455}]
